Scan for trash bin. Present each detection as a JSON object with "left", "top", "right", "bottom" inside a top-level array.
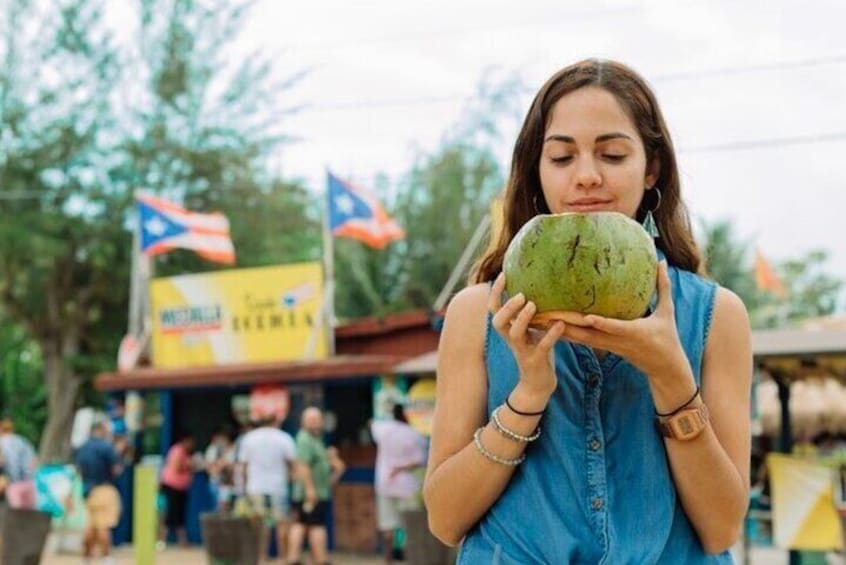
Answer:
[
  {"left": 0, "top": 506, "right": 53, "bottom": 565},
  {"left": 200, "top": 513, "right": 264, "bottom": 565},
  {"left": 401, "top": 507, "right": 456, "bottom": 565}
]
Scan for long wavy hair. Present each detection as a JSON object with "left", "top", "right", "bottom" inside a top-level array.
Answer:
[{"left": 473, "top": 59, "right": 702, "bottom": 283}]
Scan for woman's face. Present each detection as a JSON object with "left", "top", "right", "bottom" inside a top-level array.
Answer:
[{"left": 538, "top": 86, "right": 657, "bottom": 218}]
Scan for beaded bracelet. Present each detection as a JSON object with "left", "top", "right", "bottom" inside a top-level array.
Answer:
[
  {"left": 491, "top": 406, "right": 542, "bottom": 443},
  {"left": 472, "top": 427, "right": 526, "bottom": 467}
]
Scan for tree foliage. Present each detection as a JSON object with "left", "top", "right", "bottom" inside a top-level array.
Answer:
[
  {"left": 698, "top": 218, "right": 843, "bottom": 329},
  {"left": 0, "top": 0, "right": 312, "bottom": 460}
]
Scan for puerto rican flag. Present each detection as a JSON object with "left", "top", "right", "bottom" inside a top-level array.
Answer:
[
  {"left": 327, "top": 172, "right": 404, "bottom": 249},
  {"left": 136, "top": 193, "right": 236, "bottom": 265}
]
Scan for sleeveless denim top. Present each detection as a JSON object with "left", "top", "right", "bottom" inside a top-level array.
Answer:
[{"left": 457, "top": 260, "right": 734, "bottom": 565}]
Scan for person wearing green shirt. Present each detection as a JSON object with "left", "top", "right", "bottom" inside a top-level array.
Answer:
[{"left": 287, "top": 407, "right": 346, "bottom": 565}]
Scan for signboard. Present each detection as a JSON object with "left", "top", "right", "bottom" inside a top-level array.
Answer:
[
  {"left": 250, "top": 385, "right": 290, "bottom": 423},
  {"left": 406, "top": 378, "right": 437, "bottom": 437},
  {"left": 768, "top": 453, "right": 844, "bottom": 550},
  {"left": 150, "top": 263, "right": 326, "bottom": 368},
  {"left": 373, "top": 375, "right": 407, "bottom": 421}
]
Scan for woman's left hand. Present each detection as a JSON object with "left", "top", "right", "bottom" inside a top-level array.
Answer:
[{"left": 559, "top": 261, "right": 689, "bottom": 382}]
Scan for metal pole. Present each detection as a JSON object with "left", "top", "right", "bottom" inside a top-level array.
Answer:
[{"left": 433, "top": 214, "right": 491, "bottom": 312}]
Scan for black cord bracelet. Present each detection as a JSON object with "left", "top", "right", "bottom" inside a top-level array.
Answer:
[
  {"left": 655, "top": 386, "right": 700, "bottom": 418},
  {"left": 505, "top": 395, "right": 546, "bottom": 416}
]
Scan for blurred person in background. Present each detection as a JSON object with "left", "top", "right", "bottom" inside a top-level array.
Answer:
[
  {"left": 204, "top": 427, "right": 235, "bottom": 512},
  {"left": 370, "top": 403, "right": 427, "bottom": 565},
  {"left": 287, "top": 407, "right": 346, "bottom": 565},
  {"left": 74, "top": 420, "right": 123, "bottom": 565},
  {"left": 0, "top": 418, "right": 37, "bottom": 508},
  {"left": 159, "top": 433, "right": 196, "bottom": 547},
  {"left": 239, "top": 415, "right": 314, "bottom": 563}
]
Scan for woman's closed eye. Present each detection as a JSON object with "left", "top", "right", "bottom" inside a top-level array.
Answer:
[
  {"left": 602, "top": 154, "right": 626, "bottom": 162},
  {"left": 550, "top": 155, "right": 573, "bottom": 165}
]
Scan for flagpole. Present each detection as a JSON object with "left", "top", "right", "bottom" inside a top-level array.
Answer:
[
  {"left": 305, "top": 171, "right": 336, "bottom": 359},
  {"left": 128, "top": 215, "right": 142, "bottom": 338},
  {"left": 323, "top": 169, "right": 336, "bottom": 356}
]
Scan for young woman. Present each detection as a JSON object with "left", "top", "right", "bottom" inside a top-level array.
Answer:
[{"left": 424, "top": 59, "right": 751, "bottom": 564}]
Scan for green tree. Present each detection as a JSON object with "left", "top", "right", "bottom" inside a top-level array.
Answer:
[
  {"left": 0, "top": 0, "right": 311, "bottom": 460},
  {"left": 333, "top": 72, "right": 521, "bottom": 319},
  {"left": 698, "top": 219, "right": 763, "bottom": 312},
  {"left": 0, "top": 313, "right": 46, "bottom": 446},
  {"left": 0, "top": 0, "right": 127, "bottom": 461},
  {"left": 698, "top": 219, "right": 843, "bottom": 329},
  {"left": 759, "top": 249, "right": 843, "bottom": 327}
]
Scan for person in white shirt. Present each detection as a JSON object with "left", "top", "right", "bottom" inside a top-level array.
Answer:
[
  {"left": 238, "top": 416, "right": 315, "bottom": 562},
  {"left": 370, "top": 404, "right": 427, "bottom": 565}
]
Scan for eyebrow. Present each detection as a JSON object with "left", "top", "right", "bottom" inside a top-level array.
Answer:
[{"left": 544, "top": 132, "right": 634, "bottom": 143}]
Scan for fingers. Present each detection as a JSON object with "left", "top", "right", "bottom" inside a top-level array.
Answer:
[
  {"left": 538, "top": 321, "right": 565, "bottom": 350},
  {"left": 583, "top": 314, "right": 627, "bottom": 336},
  {"left": 488, "top": 272, "right": 506, "bottom": 313},
  {"left": 491, "top": 291, "right": 526, "bottom": 334},
  {"left": 655, "top": 261, "right": 674, "bottom": 315},
  {"left": 509, "top": 301, "right": 536, "bottom": 341}
]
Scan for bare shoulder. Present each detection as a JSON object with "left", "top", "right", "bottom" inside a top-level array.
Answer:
[
  {"left": 708, "top": 286, "right": 751, "bottom": 344},
  {"left": 703, "top": 286, "right": 752, "bottom": 384},
  {"left": 440, "top": 283, "right": 491, "bottom": 356}
]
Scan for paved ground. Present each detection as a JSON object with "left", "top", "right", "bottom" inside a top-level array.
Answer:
[
  {"left": 38, "top": 544, "right": 841, "bottom": 564},
  {"left": 41, "top": 546, "right": 386, "bottom": 564}
]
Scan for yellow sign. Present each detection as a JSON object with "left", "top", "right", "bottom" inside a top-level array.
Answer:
[
  {"left": 151, "top": 263, "right": 327, "bottom": 368},
  {"left": 768, "top": 453, "right": 844, "bottom": 550},
  {"left": 406, "top": 378, "right": 437, "bottom": 436}
]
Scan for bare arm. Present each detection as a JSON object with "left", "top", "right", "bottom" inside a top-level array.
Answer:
[
  {"left": 423, "top": 281, "right": 563, "bottom": 546},
  {"left": 327, "top": 448, "right": 346, "bottom": 485},
  {"left": 660, "top": 288, "right": 751, "bottom": 553},
  {"left": 291, "top": 460, "right": 317, "bottom": 503}
]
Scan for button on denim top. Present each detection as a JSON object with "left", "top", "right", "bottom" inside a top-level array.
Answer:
[{"left": 458, "top": 262, "right": 734, "bottom": 565}]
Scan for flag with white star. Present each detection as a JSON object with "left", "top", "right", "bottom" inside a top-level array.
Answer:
[
  {"left": 136, "top": 193, "right": 235, "bottom": 264},
  {"left": 327, "top": 172, "right": 404, "bottom": 249}
]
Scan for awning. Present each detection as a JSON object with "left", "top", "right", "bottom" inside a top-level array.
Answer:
[
  {"left": 95, "top": 354, "right": 406, "bottom": 391},
  {"left": 390, "top": 328, "right": 846, "bottom": 380},
  {"left": 393, "top": 351, "right": 438, "bottom": 375}
]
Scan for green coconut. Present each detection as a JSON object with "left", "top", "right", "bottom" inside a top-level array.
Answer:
[{"left": 503, "top": 211, "right": 658, "bottom": 320}]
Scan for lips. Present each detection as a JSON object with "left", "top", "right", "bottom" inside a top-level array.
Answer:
[{"left": 567, "top": 199, "right": 613, "bottom": 212}]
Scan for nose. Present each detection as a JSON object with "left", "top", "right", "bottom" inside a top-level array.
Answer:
[{"left": 574, "top": 157, "right": 602, "bottom": 189}]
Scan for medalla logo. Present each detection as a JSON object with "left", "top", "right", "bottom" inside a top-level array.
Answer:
[{"left": 160, "top": 304, "right": 223, "bottom": 333}]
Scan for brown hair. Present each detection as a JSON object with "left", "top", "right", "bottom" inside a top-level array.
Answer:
[{"left": 473, "top": 59, "right": 702, "bottom": 283}]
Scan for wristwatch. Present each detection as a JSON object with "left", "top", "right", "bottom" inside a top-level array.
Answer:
[{"left": 656, "top": 403, "right": 709, "bottom": 441}]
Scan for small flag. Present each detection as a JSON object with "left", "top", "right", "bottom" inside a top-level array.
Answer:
[
  {"left": 327, "top": 172, "right": 404, "bottom": 249},
  {"left": 136, "top": 193, "right": 235, "bottom": 265},
  {"left": 755, "top": 249, "right": 786, "bottom": 298}
]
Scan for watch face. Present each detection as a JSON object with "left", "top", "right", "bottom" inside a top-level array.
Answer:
[{"left": 671, "top": 412, "right": 705, "bottom": 440}]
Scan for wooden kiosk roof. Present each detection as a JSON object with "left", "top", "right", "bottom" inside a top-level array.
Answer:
[{"left": 95, "top": 309, "right": 441, "bottom": 391}]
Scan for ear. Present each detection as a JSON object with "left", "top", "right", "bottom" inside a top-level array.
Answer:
[{"left": 645, "top": 157, "right": 660, "bottom": 188}]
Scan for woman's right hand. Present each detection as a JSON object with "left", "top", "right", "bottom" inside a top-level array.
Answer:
[{"left": 489, "top": 272, "right": 566, "bottom": 403}]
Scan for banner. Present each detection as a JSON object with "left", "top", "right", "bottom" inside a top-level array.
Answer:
[
  {"left": 768, "top": 453, "right": 844, "bottom": 550},
  {"left": 406, "top": 378, "right": 437, "bottom": 437},
  {"left": 150, "top": 263, "right": 326, "bottom": 368},
  {"left": 373, "top": 375, "right": 407, "bottom": 421}
]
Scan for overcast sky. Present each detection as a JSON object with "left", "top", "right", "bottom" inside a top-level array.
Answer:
[{"left": 237, "top": 0, "right": 846, "bottom": 293}]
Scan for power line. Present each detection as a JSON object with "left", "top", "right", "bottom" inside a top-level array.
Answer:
[
  {"left": 2, "top": 130, "right": 846, "bottom": 200},
  {"left": 304, "top": 53, "right": 846, "bottom": 112},
  {"left": 681, "top": 131, "right": 846, "bottom": 153}
]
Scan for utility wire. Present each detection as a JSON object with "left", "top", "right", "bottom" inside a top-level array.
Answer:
[
  {"left": 306, "top": 53, "right": 846, "bottom": 112},
  {"left": 3, "top": 130, "right": 846, "bottom": 200}
]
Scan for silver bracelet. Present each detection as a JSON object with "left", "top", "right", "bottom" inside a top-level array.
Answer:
[
  {"left": 491, "top": 406, "right": 542, "bottom": 443},
  {"left": 472, "top": 427, "right": 526, "bottom": 467}
]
